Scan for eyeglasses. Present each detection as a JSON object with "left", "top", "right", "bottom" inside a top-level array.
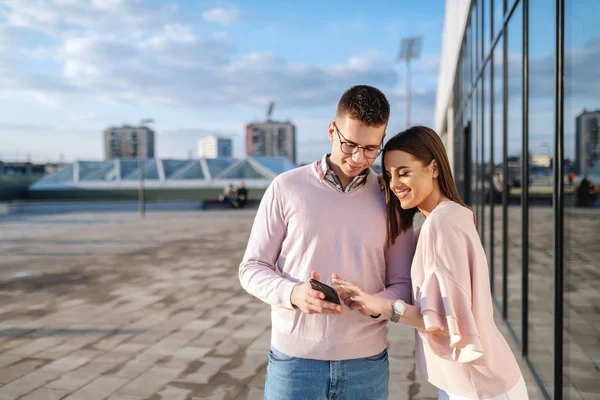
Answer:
[{"left": 333, "top": 122, "right": 383, "bottom": 159}]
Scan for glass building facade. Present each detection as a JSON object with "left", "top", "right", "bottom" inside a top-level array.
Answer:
[{"left": 436, "top": 0, "right": 600, "bottom": 398}]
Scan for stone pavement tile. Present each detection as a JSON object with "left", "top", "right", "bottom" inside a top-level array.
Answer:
[
  {"left": 217, "top": 315, "right": 253, "bottom": 333},
  {"left": 223, "top": 350, "right": 267, "bottom": 382},
  {"left": 105, "top": 360, "right": 152, "bottom": 380},
  {"left": 246, "top": 330, "right": 270, "bottom": 353},
  {"left": 0, "top": 371, "right": 59, "bottom": 399},
  {"left": 63, "top": 376, "right": 129, "bottom": 400},
  {"left": 412, "top": 371, "right": 439, "bottom": 399},
  {"left": 247, "top": 368, "right": 266, "bottom": 389},
  {"left": 41, "top": 349, "right": 102, "bottom": 373},
  {"left": 45, "top": 334, "right": 107, "bottom": 355},
  {"left": 177, "top": 357, "right": 231, "bottom": 385},
  {"left": 93, "top": 350, "right": 136, "bottom": 364},
  {"left": 389, "top": 356, "right": 415, "bottom": 382},
  {"left": 92, "top": 334, "right": 134, "bottom": 352},
  {"left": 156, "top": 385, "right": 191, "bottom": 400},
  {"left": 0, "top": 359, "right": 45, "bottom": 384},
  {"left": 163, "top": 346, "right": 212, "bottom": 368},
  {"left": 115, "top": 366, "right": 184, "bottom": 397},
  {"left": 212, "top": 336, "right": 242, "bottom": 357},
  {"left": 181, "top": 319, "right": 220, "bottom": 332},
  {"left": 142, "top": 330, "right": 198, "bottom": 356},
  {"left": 190, "top": 328, "right": 231, "bottom": 348},
  {"left": 228, "top": 324, "right": 268, "bottom": 346},
  {"left": 189, "top": 384, "right": 243, "bottom": 400},
  {"left": 125, "top": 313, "right": 169, "bottom": 330},
  {"left": 110, "top": 343, "right": 147, "bottom": 354},
  {"left": 106, "top": 395, "right": 146, "bottom": 400},
  {"left": 0, "top": 356, "right": 20, "bottom": 369},
  {"left": 3, "top": 337, "right": 65, "bottom": 358},
  {"left": 20, "top": 388, "right": 70, "bottom": 400},
  {"left": 0, "top": 338, "right": 31, "bottom": 352},
  {"left": 235, "top": 387, "right": 264, "bottom": 400},
  {"left": 46, "top": 360, "right": 122, "bottom": 391}
]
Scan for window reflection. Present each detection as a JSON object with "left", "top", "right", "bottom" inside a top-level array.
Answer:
[
  {"left": 564, "top": 0, "right": 600, "bottom": 398},
  {"left": 527, "top": 0, "right": 555, "bottom": 394}
]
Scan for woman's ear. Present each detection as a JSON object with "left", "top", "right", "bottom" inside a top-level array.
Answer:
[{"left": 432, "top": 160, "right": 439, "bottom": 178}]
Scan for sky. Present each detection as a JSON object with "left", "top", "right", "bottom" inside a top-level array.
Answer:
[{"left": 0, "top": 0, "right": 445, "bottom": 164}]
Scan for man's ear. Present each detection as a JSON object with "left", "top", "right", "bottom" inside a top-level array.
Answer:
[{"left": 328, "top": 121, "right": 335, "bottom": 142}]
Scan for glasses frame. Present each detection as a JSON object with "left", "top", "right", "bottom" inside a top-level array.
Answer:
[{"left": 332, "top": 121, "right": 383, "bottom": 159}]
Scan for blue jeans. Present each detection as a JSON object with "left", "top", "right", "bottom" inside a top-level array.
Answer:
[{"left": 264, "top": 347, "right": 389, "bottom": 400}]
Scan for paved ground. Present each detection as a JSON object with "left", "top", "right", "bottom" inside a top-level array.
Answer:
[{"left": 0, "top": 210, "right": 550, "bottom": 399}]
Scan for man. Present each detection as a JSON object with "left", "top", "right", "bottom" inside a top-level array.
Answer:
[
  {"left": 236, "top": 182, "right": 248, "bottom": 208},
  {"left": 576, "top": 175, "right": 592, "bottom": 207},
  {"left": 239, "top": 85, "right": 415, "bottom": 400}
]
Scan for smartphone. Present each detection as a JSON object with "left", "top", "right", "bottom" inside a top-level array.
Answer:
[{"left": 309, "top": 279, "right": 341, "bottom": 305}]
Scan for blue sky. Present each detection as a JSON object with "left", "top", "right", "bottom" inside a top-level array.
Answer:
[{"left": 0, "top": 0, "right": 445, "bottom": 164}]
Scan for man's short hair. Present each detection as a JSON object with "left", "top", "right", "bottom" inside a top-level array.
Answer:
[{"left": 336, "top": 85, "right": 390, "bottom": 127}]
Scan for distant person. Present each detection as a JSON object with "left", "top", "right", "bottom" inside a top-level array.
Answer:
[
  {"left": 218, "top": 184, "right": 236, "bottom": 208},
  {"left": 576, "top": 175, "right": 592, "bottom": 207},
  {"left": 235, "top": 182, "right": 248, "bottom": 208},
  {"left": 568, "top": 171, "right": 575, "bottom": 186},
  {"left": 239, "top": 85, "right": 415, "bottom": 400}
]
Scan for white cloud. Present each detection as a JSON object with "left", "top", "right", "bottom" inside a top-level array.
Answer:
[
  {"left": 201, "top": 5, "right": 243, "bottom": 26},
  {"left": 0, "top": 0, "right": 178, "bottom": 37}
]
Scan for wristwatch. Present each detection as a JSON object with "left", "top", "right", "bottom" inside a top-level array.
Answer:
[{"left": 390, "top": 300, "right": 406, "bottom": 323}]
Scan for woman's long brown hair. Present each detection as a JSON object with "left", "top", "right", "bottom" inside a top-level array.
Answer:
[{"left": 382, "top": 126, "right": 469, "bottom": 245}]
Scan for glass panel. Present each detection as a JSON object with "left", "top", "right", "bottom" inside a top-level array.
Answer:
[
  {"left": 162, "top": 160, "right": 191, "bottom": 179},
  {"left": 564, "top": 0, "right": 600, "bottom": 398},
  {"left": 484, "top": 0, "right": 492, "bottom": 57},
  {"left": 119, "top": 160, "right": 138, "bottom": 179},
  {"left": 506, "top": 3, "right": 523, "bottom": 341},
  {"left": 473, "top": 3, "right": 479, "bottom": 72},
  {"left": 493, "top": 34, "right": 504, "bottom": 306},
  {"left": 483, "top": 64, "right": 493, "bottom": 275},
  {"left": 219, "top": 161, "right": 266, "bottom": 180},
  {"left": 493, "top": 0, "right": 505, "bottom": 39},
  {"left": 473, "top": 83, "right": 480, "bottom": 217},
  {"left": 205, "top": 158, "right": 236, "bottom": 177},
  {"left": 179, "top": 162, "right": 205, "bottom": 180},
  {"left": 252, "top": 157, "right": 296, "bottom": 175},
  {"left": 122, "top": 160, "right": 159, "bottom": 180},
  {"left": 42, "top": 164, "right": 74, "bottom": 183},
  {"left": 528, "top": 0, "right": 555, "bottom": 394},
  {"left": 79, "top": 161, "right": 117, "bottom": 182}
]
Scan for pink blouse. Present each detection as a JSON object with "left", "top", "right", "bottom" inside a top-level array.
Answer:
[{"left": 411, "top": 201, "right": 522, "bottom": 399}]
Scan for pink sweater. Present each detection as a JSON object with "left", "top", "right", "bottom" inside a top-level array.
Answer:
[
  {"left": 239, "top": 163, "right": 415, "bottom": 360},
  {"left": 413, "top": 201, "right": 521, "bottom": 399}
]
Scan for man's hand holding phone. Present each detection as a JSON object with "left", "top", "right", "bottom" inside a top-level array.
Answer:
[{"left": 291, "top": 271, "right": 343, "bottom": 315}]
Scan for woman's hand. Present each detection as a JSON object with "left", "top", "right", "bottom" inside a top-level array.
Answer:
[{"left": 332, "top": 277, "right": 392, "bottom": 318}]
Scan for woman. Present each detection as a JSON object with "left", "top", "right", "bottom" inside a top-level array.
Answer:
[{"left": 333, "top": 126, "right": 528, "bottom": 400}]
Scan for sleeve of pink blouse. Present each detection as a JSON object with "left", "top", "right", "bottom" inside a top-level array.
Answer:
[{"left": 418, "top": 218, "right": 484, "bottom": 363}]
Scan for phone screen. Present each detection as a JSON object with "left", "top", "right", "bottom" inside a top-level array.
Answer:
[{"left": 309, "top": 279, "right": 341, "bottom": 305}]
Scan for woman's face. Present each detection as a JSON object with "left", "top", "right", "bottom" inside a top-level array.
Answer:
[{"left": 384, "top": 150, "right": 436, "bottom": 210}]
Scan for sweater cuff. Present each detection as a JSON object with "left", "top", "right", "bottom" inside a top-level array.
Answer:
[{"left": 280, "top": 280, "right": 299, "bottom": 310}]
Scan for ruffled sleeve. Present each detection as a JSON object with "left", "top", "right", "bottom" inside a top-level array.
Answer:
[{"left": 418, "top": 268, "right": 484, "bottom": 363}]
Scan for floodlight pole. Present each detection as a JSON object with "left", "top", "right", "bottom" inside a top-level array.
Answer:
[
  {"left": 398, "top": 36, "right": 423, "bottom": 130},
  {"left": 139, "top": 118, "right": 154, "bottom": 218}
]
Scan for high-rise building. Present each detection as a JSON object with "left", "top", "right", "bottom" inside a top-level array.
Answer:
[
  {"left": 246, "top": 121, "right": 296, "bottom": 164},
  {"left": 575, "top": 109, "right": 600, "bottom": 174},
  {"left": 197, "top": 136, "right": 233, "bottom": 158},
  {"left": 104, "top": 126, "right": 155, "bottom": 159}
]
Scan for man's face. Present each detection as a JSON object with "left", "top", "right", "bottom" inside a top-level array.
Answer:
[{"left": 328, "top": 115, "right": 386, "bottom": 180}]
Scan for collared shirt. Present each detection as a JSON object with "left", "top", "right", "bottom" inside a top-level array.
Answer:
[{"left": 314, "top": 153, "right": 369, "bottom": 193}]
